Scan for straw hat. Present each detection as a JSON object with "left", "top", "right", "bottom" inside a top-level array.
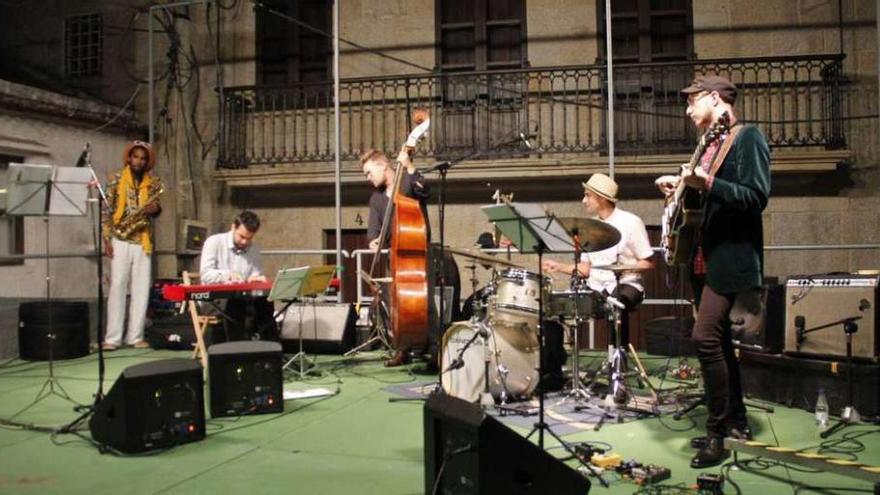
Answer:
[{"left": 582, "top": 173, "right": 618, "bottom": 203}]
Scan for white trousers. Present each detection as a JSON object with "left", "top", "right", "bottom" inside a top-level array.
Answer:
[{"left": 105, "top": 237, "right": 152, "bottom": 345}]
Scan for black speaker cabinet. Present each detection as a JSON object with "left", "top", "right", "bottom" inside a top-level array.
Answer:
[
  {"left": 208, "top": 341, "right": 283, "bottom": 417},
  {"left": 280, "top": 302, "right": 356, "bottom": 354},
  {"left": 731, "top": 284, "right": 785, "bottom": 353},
  {"left": 739, "top": 350, "right": 880, "bottom": 418},
  {"left": 424, "top": 393, "right": 590, "bottom": 495},
  {"left": 88, "top": 359, "right": 205, "bottom": 453},
  {"left": 18, "top": 301, "right": 90, "bottom": 361},
  {"left": 784, "top": 275, "right": 878, "bottom": 361}
]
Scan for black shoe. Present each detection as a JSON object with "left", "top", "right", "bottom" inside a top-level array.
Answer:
[
  {"left": 690, "top": 424, "right": 752, "bottom": 449},
  {"left": 690, "top": 436, "right": 730, "bottom": 469}
]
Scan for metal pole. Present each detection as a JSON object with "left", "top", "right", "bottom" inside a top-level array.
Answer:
[
  {"left": 148, "top": 11, "right": 154, "bottom": 143},
  {"left": 604, "top": 0, "right": 615, "bottom": 179},
  {"left": 333, "top": 0, "right": 344, "bottom": 298}
]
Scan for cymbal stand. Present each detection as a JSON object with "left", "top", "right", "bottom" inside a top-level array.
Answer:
[{"left": 558, "top": 232, "right": 592, "bottom": 403}]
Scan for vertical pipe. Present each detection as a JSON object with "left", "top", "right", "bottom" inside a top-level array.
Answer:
[
  {"left": 334, "top": 0, "right": 344, "bottom": 298},
  {"left": 148, "top": 10, "right": 154, "bottom": 144},
  {"left": 605, "top": 0, "right": 615, "bottom": 178}
]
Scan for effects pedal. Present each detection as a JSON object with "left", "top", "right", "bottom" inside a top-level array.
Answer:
[
  {"left": 591, "top": 452, "right": 622, "bottom": 468},
  {"left": 632, "top": 465, "right": 671, "bottom": 485},
  {"left": 696, "top": 472, "right": 725, "bottom": 494}
]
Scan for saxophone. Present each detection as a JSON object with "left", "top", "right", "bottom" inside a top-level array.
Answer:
[{"left": 112, "top": 184, "right": 165, "bottom": 238}]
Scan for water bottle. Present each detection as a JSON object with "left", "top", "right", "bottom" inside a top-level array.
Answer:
[{"left": 815, "top": 388, "right": 829, "bottom": 431}]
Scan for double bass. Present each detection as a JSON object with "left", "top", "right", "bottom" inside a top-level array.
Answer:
[{"left": 368, "top": 110, "right": 431, "bottom": 350}]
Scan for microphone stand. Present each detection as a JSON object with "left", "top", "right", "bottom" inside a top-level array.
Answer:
[
  {"left": 423, "top": 130, "right": 529, "bottom": 393},
  {"left": 61, "top": 144, "right": 109, "bottom": 433}
]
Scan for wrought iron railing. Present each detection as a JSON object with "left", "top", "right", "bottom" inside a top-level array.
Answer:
[{"left": 218, "top": 54, "right": 848, "bottom": 169}]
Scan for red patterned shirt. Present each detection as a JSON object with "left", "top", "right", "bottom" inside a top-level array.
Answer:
[{"left": 692, "top": 133, "right": 725, "bottom": 275}]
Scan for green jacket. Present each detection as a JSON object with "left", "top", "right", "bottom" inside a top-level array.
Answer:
[{"left": 701, "top": 124, "right": 771, "bottom": 294}]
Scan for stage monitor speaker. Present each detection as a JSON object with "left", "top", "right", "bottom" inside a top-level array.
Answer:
[
  {"left": 88, "top": 359, "right": 205, "bottom": 453},
  {"left": 18, "top": 301, "right": 90, "bottom": 361},
  {"left": 280, "top": 302, "right": 356, "bottom": 354},
  {"left": 731, "top": 284, "right": 785, "bottom": 353},
  {"left": 208, "top": 341, "right": 283, "bottom": 418},
  {"left": 424, "top": 393, "right": 590, "bottom": 495},
  {"left": 784, "top": 275, "right": 878, "bottom": 361}
]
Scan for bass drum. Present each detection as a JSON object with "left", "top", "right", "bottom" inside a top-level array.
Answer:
[{"left": 440, "top": 320, "right": 539, "bottom": 403}]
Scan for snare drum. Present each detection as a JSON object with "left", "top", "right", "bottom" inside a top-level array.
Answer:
[
  {"left": 440, "top": 320, "right": 539, "bottom": 403},
  {"left": 547, "top": 290, "right": 605, "bottom": 320},
  {"left": 487, "top": 269, "right": 549, "bottom": 327}
]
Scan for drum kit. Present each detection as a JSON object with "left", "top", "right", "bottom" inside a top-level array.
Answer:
[{"left": 440, "top": 218, "right": 656, "bottom": 412}]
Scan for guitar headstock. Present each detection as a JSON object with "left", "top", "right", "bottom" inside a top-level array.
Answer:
[{"left": 705, "top": 111, "right": 731, "bottom": 144}]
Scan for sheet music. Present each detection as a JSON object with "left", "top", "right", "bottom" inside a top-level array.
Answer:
[{"left": 481, "top": 202, "right": 574, "bottom": 253}]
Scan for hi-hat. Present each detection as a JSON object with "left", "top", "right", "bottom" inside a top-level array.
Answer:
[
  {"left": 445, "top": 246, "right": 523, "bottom": 269},
  {"left": 557, "top": 217, "right": 621, "bottom": 252}
]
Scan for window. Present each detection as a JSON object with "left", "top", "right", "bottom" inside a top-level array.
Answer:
[
  {"left": 0, "top": 155, "right": 25, "bottom": 264},
  {"left": 598, "top": 0, "right": 695, "bottom": 153},
  {"left": 598, "top": 0, "right": 692, "bottom": 63},
  {"left": 65, "top": 13, "right": 103, "bottom": 77},
  {"left": 437, "top": 0, "right": 526, "bottom": 72},
  {"left": 435, "top": 0, "right": 528, "bottom": 157},
  {"left": 257, "top": 0, "right": 331, "bottom": 86}
]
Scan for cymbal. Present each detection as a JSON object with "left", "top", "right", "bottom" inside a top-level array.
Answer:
[
  {"left": 445, "top": 246, "right": 523, "bottom": 269},
  {"left": 556, "top": 217, "right": 621, "bottom": 252},
  {"left": 592, "top": 263, "right": 651, "bottom": 272}
]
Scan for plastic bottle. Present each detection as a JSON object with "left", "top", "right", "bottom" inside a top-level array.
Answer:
[{"left": 815, "top": 388, "right": 829, "bottom": 431}]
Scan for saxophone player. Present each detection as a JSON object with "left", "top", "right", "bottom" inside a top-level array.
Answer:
[{"left": 101, "top": 141, "right": 163, "bottom": 351}]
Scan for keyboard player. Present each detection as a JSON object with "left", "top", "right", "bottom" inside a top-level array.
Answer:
[{"left": 200, "top": 210, "right": 277, "bottom": 342}]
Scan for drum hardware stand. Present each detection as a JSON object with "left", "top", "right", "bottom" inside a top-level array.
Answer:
[{"left": 345, "top": 273, "right": 394, "bottom": 358}]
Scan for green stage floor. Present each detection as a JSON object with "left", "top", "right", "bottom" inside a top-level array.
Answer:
[{"left": 0, "top": 349, "right": 877, "bottom": 495}]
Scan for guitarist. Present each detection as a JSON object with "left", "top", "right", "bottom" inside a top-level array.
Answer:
[
  {"left": 361, "top": 148, "right": 461, "bottom": 368},
  {"left": 655, "top": 75, "right": 770, "bottom": 468}
]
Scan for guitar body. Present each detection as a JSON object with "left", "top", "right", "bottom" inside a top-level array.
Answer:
[
  {"left": 662, "top": 188, "right": 704, "bottom": 266},
  {"left": 390, "top": 193, "right": 429, "bottom": 349},
  {"left": 661, "top": 111, "right": 730, "bottom": 266}
]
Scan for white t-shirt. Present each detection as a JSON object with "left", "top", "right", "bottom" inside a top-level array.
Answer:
[{"left": 580, "top": 207, "right": 653, "bottom": 294}]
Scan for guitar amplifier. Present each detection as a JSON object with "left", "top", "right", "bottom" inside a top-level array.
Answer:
[{"left": 784, "top": 274, "right": 879, "bottom": 361}]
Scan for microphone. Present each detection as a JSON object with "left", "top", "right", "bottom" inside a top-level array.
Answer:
[
  {"left": 75, "top": 143, "right": 90, "bottom": 167},
  {"left": 519, "top": 131, "right": 534, "bottom": 150},
  {"left": 606, "top": 295, "right": 626, "bottom": 310},
  {"left": 795, "top": 315, "right": 806, "bottom": 349},
  {"left": 448, "top": 357, "right": 464, "bottom": 371},
  {"left": 859, "top": 298, "right": 871, "bottom": 312}
]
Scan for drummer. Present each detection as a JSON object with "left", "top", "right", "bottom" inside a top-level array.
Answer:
[{"left": 542, "top": 173, "right": 654, "bottom": 347}]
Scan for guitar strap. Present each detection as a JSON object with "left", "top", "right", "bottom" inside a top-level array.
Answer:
[{"left": 707, "top": 122, "right": 743, "bottom": 178}]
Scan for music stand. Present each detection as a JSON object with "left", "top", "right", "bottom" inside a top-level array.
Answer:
[
  {"left": 271, "top": 265, "right": 335, "bottom": 379},
  {"left": 5, "top": 164, "right": 91, "bottom": 417},
  {"left": 481, "top": 203, "right": 570, "bottom": 444},
  {"left": 483, "top": 202, "right": 609, "bottom": 486}
]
